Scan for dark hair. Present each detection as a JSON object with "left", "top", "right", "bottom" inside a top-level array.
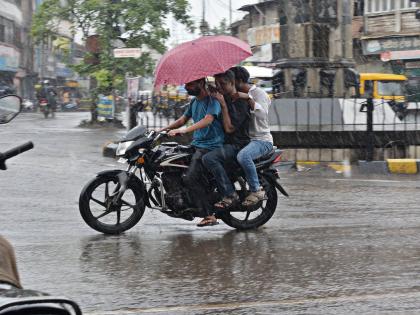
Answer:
[
  {"left": 186, "top": 78, "right": 206, "bottom": 85},
  {"left": 230, "top": 66, "right": 250, "bottom": 84},
  {"left": 214, "top": 70, "right": 235, "bottom": 83}
]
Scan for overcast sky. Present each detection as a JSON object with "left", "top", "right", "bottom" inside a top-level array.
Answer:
[
  {"left": 74, "top": 1, "right": 257, "bottom": 46},
  {"left": 168, "top": 0, "right": 257, "bottom": 45}
]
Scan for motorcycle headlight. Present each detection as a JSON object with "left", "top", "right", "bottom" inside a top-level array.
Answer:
[{"left": 116, "top": 141, "right": 134, "bottom": 156}]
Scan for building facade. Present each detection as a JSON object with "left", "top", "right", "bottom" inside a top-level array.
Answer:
[
  {"left": 232, "top": 0, "right": 355, "bottom": 97},
  {"left": 358, "top": 0, "right": 420, "bottom": 100},
  {"left": 33, "top": 0, "right": 80, "bottom": 88},
  {"left": 235, "top": 0, "right": 281, "bottom": 64},
  {"left": 0, "top": 0, "right": 86, "bottom": 99},
  {"left": 0, "top": 0, "right": 35, "bottom": 97}
]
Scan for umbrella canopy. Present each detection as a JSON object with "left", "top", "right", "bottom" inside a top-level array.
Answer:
[{"left": 154, "top": 35, "right": 252, "bottom": 87}]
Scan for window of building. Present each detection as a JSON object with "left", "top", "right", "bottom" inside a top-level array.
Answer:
[
  {"left": 390, "top": 0, "right": 396, "bottom": 10},
  {"left": 374, "top": 0, "right": 381, "bottom": 12},
  {"left": 313, "top": 25, "right": 329, "bottom": 58},
  {"left": 0, "top": 16, "right": 15, "bottom": 44},
  {"left": 365, "top": 0, "right": 418, "bottom": 13},
  {"left": 0, "top": 25, "right": 4, "bottom": 42},
  {"left": 400, "top": 0, "right": 418, "bottom": 9},
  {"left": 14, "top": 25, "right": 21, "bottom": 47},
  {"left": 354, "top": 0, "right": 365, "bottom": 16}
]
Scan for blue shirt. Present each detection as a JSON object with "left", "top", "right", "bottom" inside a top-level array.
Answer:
[{"left": 183, "top": 96, "right": 224, "bottom": 150}]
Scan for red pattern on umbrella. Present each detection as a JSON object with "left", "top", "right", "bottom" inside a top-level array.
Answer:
[{"left": 154, "top": 35, "right": 252, "bottom": 87}]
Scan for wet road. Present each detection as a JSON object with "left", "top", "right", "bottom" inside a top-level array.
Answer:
[{"left": 1, "top": 112, "right": 420, "bottom": 314}]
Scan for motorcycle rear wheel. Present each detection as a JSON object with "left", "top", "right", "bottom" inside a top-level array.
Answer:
[
  {"left": 79, "top": 174, "right": 145, "bottom": 234},
  {"left": 220, "top": 176, "right": 277, "bottom": 230}
]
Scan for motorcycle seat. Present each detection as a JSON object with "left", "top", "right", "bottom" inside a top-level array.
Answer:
[
  {"left": 252, "top": 146, "right": 278, "bottom": 163},
  {"left": 253, "top": 150, "right": 274, "bottom": 163}
]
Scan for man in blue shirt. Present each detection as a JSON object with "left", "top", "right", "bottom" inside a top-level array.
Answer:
[{"left": 161, "top": 78, "right": 224, "bottom": 226}]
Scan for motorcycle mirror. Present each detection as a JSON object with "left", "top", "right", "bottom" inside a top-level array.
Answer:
[{"left": 0, "top": 95, "right": 22, "bottom": 124}]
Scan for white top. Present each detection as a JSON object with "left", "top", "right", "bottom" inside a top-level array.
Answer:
[{"left": 248, "top": 85, "right": 273, "bottom": 143}]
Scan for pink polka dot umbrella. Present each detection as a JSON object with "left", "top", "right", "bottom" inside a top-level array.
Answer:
[{"left": 154, "top": 35, "right": 252, "bottom": 87}]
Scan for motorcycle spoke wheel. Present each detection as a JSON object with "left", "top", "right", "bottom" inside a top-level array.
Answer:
[
  {"left": 89, "top": 180, "right": 137, "bottom": 226},
  {"left": 220, "top": 177, "right": 277, "bottom": 230},
  {"left": 94, "top": 209, "right": 113, "bottom": 220},
  {"left": 79, "top": 174, "right": 145, "bottom": 234},
  {"left": 90, "top": 197, "right": 106, "bottom": 207}
]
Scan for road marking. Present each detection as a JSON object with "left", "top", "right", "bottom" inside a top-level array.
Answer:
[{"left": 84, "top": 290, "right": 420, "bottom": 314}]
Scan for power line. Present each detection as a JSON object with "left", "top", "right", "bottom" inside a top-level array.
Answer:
[
  {"left": 214, "top": 0, "right": 230, "bottom": 10},
  {"left": 212, "top": 0, "right": 245, "bottom": 24}
]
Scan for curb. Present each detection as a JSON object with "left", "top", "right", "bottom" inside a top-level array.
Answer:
[
  {"left": 295, "top": 161, "right": 352, "bottom": 174},
  {"left": 298, "top": 160, "right": 420, "bottom": 175},
  {"left": 358, "top": 159, "right": 419, "bottom": 175}
]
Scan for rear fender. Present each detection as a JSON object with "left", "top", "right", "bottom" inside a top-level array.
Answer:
[
  {"left": 96, "top": 170, "right": 151, "bottom": 207},
  {"left": 261, "top": 169, "right": 289, "bottom": 197},
  {"left": 255, "top": 149, "right": 282, "bottom": 169}
]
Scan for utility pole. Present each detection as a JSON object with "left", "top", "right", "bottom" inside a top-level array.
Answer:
[
  {"left": 229, "top": 0, "right": 232, "bottom": 26},
  {"left": 199, "top": 0, "right": 209, "bottom": 35}
]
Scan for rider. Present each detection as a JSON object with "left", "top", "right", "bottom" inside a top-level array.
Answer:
[
  {"left": 230, "top": 66, "right": 273, "bottom": 206},
  {"left": 37, "top": 81, "right": 57, "bottom": 116},
  {"left": 0, "top": 235, "right": 22, "bottom": 289},
  {"left": 46, "top": 85, "right": 58, "bottom": 117},
  {"left": 160, "top": 78, "right": 224, "bottom": 227},
  {"left": 202, "top": 70, "right": 251, "bottom": 210}
]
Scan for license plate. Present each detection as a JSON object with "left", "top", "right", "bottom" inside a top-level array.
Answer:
[{"left": 118, "top": 158, "right": 127, "bottom": 164}]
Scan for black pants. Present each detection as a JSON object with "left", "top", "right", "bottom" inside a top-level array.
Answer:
[{"left": 183, "top": 148, "right": 212, "bottom": 217}]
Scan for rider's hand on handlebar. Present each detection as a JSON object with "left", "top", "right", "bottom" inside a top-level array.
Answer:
[{"left": 168, "top": 128, "right": 186, "bottom": 137}]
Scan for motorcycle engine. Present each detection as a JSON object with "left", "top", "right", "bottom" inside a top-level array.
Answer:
[{"left": 161, "top": 172, "right": 189, "bottom": 211}]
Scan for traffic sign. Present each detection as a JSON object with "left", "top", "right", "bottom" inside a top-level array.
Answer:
[{"left": 113, "top": 48, "right": 142, "bottom": 58}]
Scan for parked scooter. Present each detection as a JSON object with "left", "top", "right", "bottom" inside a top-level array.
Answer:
[
  {"left": 22, "top": 99, "right": 35, "bottom": 112},
  {"left": 0, "top": 95, "right": 82, "bottom": 315}
]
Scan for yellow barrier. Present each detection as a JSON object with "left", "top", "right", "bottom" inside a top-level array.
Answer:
[{"left": 387, "top": 159, "right": 418, "bottom": 174}]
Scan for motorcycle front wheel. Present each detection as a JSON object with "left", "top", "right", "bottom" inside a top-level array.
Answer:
[
  {"left": 220, "top": 176, "right": 277, "bottom": 230},
  {"left": 79, "top": 173, "right": 145, "bottom": 234}
]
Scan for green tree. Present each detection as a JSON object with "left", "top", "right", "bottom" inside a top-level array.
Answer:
[
  {"left": 32, "top": 0, "right": 193, "bottom": 122},
  {"left": 209, "top": 18, "right": 230, "bottom": 35}
]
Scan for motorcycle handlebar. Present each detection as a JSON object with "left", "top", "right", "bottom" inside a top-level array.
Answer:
[{"left": 2, "top": 141, "right": 34, "bottom": 160}]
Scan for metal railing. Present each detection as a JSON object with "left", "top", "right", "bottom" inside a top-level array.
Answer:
[{"left": 128, "top": 92, "right": 420, "bottom": 160}]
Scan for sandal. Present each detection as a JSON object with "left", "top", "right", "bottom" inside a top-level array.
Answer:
[
  {"left": 242, "top": 189, "right": 265, "bottom": 207},
  {"left": 197, "top": 216, "right": 219, "bottom": 227},
  {"left": 214, "top": 193, "right": 239, "bottom": 210}
]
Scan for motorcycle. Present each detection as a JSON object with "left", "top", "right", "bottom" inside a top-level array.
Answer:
[
  {"left": 0, "top": 95, "right": 82, "bottom": 315},
  {"left": 38, "top": 98, "right": 55, "bottom": 118},
  {"left": 79, "top": 125, "right": 288, "bottom": 234}
]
